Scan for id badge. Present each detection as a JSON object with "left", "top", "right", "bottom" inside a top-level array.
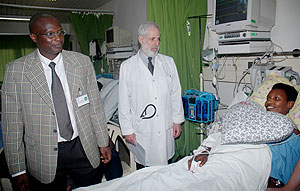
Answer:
[{"left": 76, "top": 94, "right": 89, "bottom": 107}]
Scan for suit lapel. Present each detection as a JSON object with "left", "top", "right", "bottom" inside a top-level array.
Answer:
[
  {"left": 24, "top": 50, "right": 81, "bottom": 115},
  {"left": 24, "top": 50, "right": 54, "bottom": 111},
  {"left": 62, "top": 51, "right": 81, "bottom": 109}
]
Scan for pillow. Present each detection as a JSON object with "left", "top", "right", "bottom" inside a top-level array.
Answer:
[
  {"left": 221, "top": 101, "right": 294, "bottom": 144},
  {"left": 248, "top": 73, "right": 300, "bottom": 130}
]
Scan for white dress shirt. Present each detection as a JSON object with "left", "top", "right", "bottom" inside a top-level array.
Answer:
[{"left": 38, "top": 50, "right": 79, "bottom": 142}]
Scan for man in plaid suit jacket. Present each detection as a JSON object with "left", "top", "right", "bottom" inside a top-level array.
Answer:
[{"left": 1, "top": 13, "right": 111, "bottom": 191}]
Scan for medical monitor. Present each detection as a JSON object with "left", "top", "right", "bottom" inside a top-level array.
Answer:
[
  {"left": 212, "top": 0, "right": 276, "bottom": 34},
  {"left": 105, "top": 26, "right": 132, "bottom": 48}
]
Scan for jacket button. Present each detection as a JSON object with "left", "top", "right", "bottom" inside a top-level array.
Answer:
[
  {"left": 53, "top": 148, "right": 57, "bottom": 151},
  {"left": 53, "top": 129, "right": 57, "bottom": 133}
]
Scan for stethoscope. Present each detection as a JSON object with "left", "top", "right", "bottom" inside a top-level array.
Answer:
[{"left": 140, "top": 104, "right": 157, "bottom": 119}]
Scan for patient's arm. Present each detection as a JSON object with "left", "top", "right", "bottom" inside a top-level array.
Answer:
[
  {"left": 187, "top": 132, "right": 220, "bottom": 172},
  {"left": 267, "top": 157, "right": 300, "bottom": 191},
  {"left": 197, "top": 132, "right": 221, "bottom": 150}
]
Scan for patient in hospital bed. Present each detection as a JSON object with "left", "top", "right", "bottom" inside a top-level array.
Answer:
[
  {"left": 75, "top": 83, "right": 298, "bottom": 191},
  {"left": 188, "top": 83, "right": 300, "bottom": 189}
]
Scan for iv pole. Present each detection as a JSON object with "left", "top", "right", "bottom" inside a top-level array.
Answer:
[
  {"left": 187, "top": 14, "right": 212, "bottom": 143},
  {"left": 187, "top": 14, "right": 212, "bottom": 91}
]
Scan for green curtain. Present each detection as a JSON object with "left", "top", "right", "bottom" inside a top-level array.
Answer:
[
  {"left": 0, "top": 36, "right": 36, "bottom": 82},
  {"left": 69, "top": 13, "right": 113, "bottom": 74},
  {"left": 147, "top": 0, "right": 208, "bottom": 160},
  {"left": 0, "top": 35, "right": 70, "bottom": 83}
]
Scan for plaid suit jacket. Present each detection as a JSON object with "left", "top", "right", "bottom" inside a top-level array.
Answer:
[{"left": 1, "top": 49, "right": 109, "bottom": 183}]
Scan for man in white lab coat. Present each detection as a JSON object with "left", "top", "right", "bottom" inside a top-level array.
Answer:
[{"left": 118, "top": 22, "right": 185, "bottom": 168}]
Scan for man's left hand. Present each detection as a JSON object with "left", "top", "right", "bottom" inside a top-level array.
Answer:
[
  {"left": 100, "top": 146, "right": 111, "bottom": 164},
  {"left": 173, "top": 124, "right": 182, "bottom": 138}
]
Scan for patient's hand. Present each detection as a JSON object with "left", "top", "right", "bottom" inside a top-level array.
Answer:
[{"left": 188, "top": 154, "right": 208, "bottom": 171}]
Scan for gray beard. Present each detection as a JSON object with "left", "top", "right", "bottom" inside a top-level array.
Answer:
[{"left": 142, "top": 46, "right": 159, "bottom": 57}]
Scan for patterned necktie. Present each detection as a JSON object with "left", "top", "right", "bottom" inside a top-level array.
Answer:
[
  {"left": 148, "top": 57, "right": 154, "bottom": 75},
  {"left": 49, "top": 62, "right": 74, "bottom": 141}
]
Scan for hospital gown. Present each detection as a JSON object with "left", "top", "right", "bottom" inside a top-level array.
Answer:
[{"left": 268, "top": 132, "right": 300, "bottom": 184}]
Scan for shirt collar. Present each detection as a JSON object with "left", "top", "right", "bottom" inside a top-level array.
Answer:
[
  {"left": 139, "top": 50, "right": 157, "bottom": 66},
  {"left": 37, "top": 49, "right": 62, "bottom": 67}
]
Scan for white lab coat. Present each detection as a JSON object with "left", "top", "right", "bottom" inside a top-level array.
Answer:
[{"left": 118, "top": 52, "right": 185, "bottom": 166}]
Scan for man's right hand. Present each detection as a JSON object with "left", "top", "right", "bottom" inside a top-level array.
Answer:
[
  {"left": 125, "top": 133, "right": 136, "bottom": 146},
  {"left": 12, "top": 173, "right": 30, "bottom": 191}
]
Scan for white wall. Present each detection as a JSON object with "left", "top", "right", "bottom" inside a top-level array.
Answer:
[
  {"left": 99, "top": 0, "right": 147, "bottom": 48},
  {"left": 271, "top": 0, "right": 300, "bottom": 52},
  {"left": 202, "top": 0, "right": 300, "bottom": 117}
]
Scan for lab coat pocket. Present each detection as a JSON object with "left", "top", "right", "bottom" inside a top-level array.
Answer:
[
  {"left": 132, "top": 115, "right": 151, "bottom": 134},
  {"left": 156, "top": 75, "right": 173, "bottom": 96}
]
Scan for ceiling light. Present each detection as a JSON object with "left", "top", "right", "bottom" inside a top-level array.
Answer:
[{"left": 0, "top": 15, "right": 30, "bottom": 21}]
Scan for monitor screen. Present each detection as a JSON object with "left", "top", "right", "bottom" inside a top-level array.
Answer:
[
  {"left": 212, "top": 0, "right": 276, "bottom": 35},
  {"left": 105, "top": 26, "right": 132, "bottom": 48},
  {"left": 106, "top": 29, "right": 114, "bottom": 44},
  {"left": 215, "top": 0, "right": 248, "bottom": 25}
]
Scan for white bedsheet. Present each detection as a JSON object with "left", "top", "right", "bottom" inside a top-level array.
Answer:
[{"left": 76, "top": 141, "right": 271, "bottom": 191}]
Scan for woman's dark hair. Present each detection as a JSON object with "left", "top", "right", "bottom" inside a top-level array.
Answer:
[{"left": 272, "top": 83, "right": 298, "bottom": 102}]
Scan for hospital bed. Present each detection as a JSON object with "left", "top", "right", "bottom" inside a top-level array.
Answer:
[
  {"left": 76, "top": 91, "right": 275, "bottom": 190},
  {"left": 75, "top": 131, "right": 272, "bottom": 191},
  {"left": 77, "top": 73, "right": 300, "bottom": 191}
]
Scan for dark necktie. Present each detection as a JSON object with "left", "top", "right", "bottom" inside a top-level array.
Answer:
[
  {"left": 49, "top": 62, "right": 74, "bottom": 141},
  {"left": 148, "top": 57, "right": 154, "bottom": 75}
]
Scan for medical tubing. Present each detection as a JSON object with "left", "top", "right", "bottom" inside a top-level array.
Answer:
[
  {"left": 232, "top": 56, "right": 240, "bottom": 98},
  {"left": 271, "top": 40, "right": 289, "bottom": 63}
]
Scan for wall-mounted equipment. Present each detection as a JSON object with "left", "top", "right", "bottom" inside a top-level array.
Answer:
[
  {"left": 212, "top": 0, "right": 276, "bottom": 34},
  {"left": 105, "top": 26, "right": 132, "bottom": 48},
  {"left": 212, "top": 0, "right": 276, "bottom": 54},
  {"left": 250, "top": 64, "right": 300, "bottom": 90},
  {"left": 106, "top": 46, "right": 133, "bottom": 59}
]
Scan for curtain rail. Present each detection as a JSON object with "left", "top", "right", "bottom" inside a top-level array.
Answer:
[{"left": 0, "top": 3, "right": 114, "bottom": 14}]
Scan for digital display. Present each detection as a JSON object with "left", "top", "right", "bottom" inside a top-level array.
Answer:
[
  {"left": 215, "top": 0, "right": 248, "bottom": 25},
  {"left": 106, "top": 29, "right": 114, "bottom": 43},
  {"left": 189, "top": 97, "right": 196, "bottom": 104}
]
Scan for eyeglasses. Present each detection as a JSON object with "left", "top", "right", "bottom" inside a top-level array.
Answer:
[{"left": 32, "top": 30, "right": 66, "bottom": 38}]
